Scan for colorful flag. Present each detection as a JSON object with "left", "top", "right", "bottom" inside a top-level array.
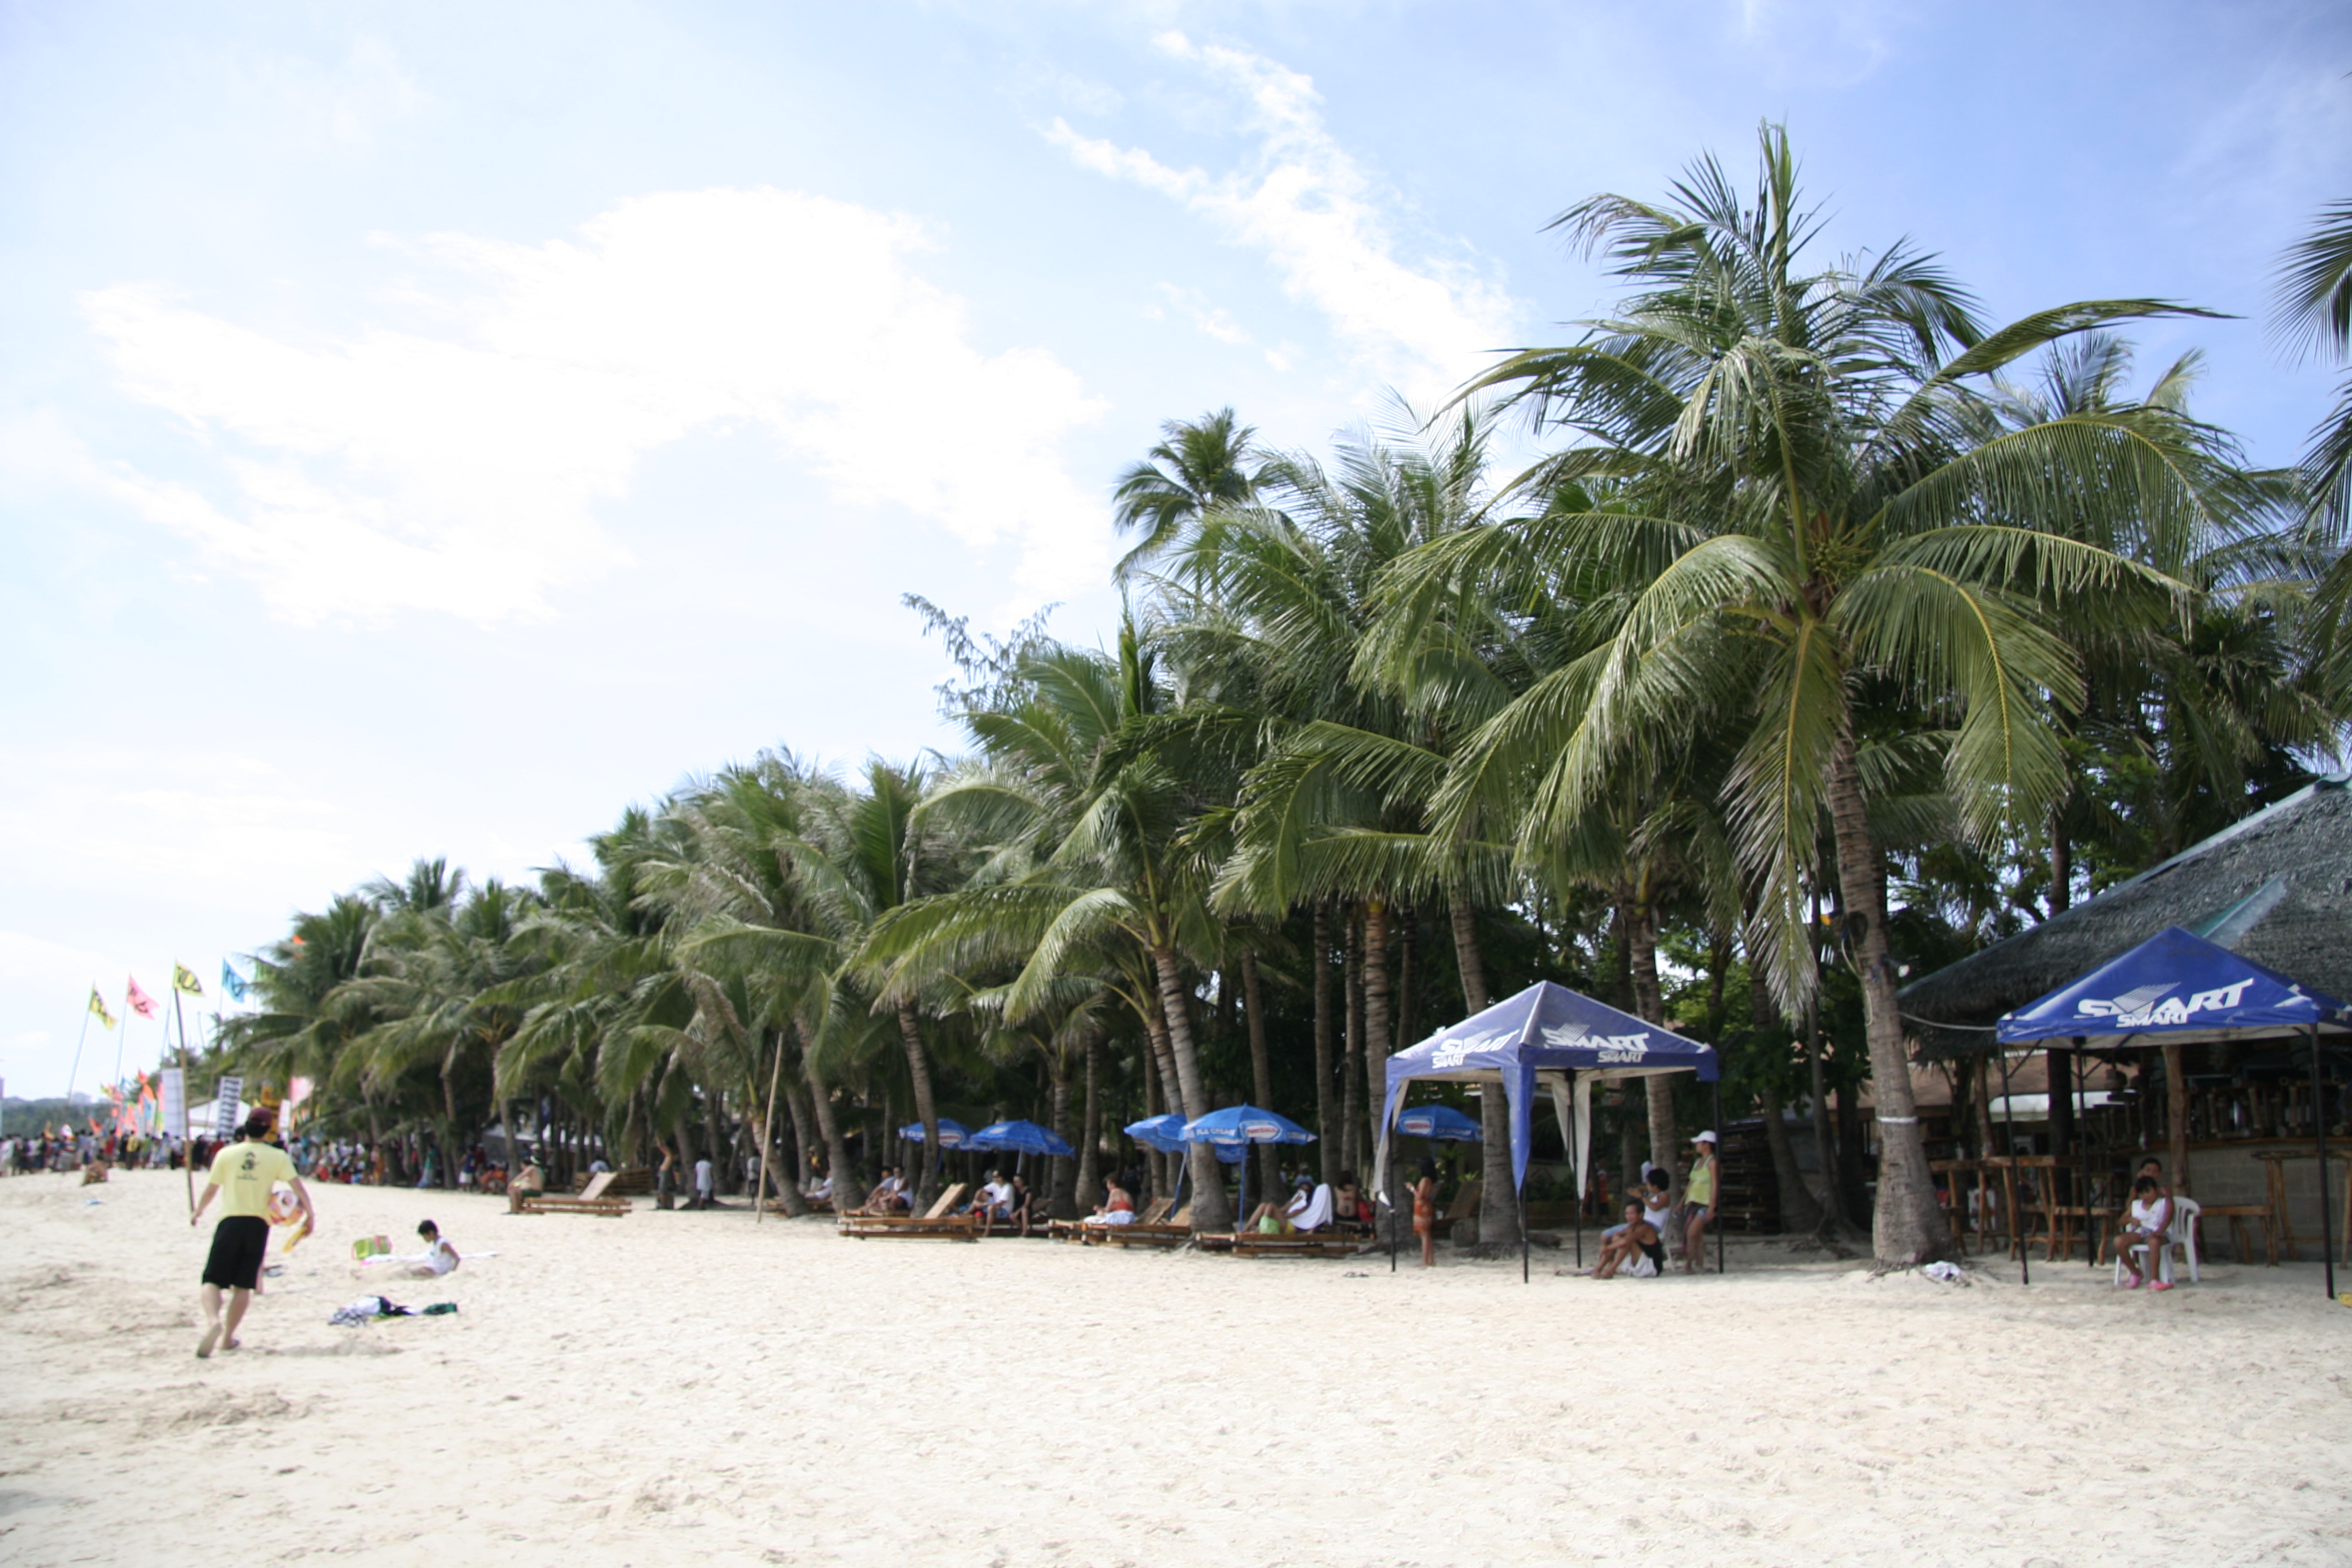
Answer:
[
  {"left": 172, "top": 962, "right": 203, "bottom": 996},
  {"left": 126, "top": 976, "right": 157, "bottom": 1019},
  {"left": 88, "top": 986, "right": 116, "bottom": 1030},
  {"left": 220, "top": 962, "right": 251, "bottom": 1002}
]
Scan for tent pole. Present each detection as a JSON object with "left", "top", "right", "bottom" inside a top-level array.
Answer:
[
  {"left": 2313, "top": 1024, "right": 2334, "bottom": 1301},
  {"left": 1712, "top": 1079, "right": 1725, "bottom": 1276},
  {"left": 1520, "top": 1173, "right": 1529, "bottom": 1284},
  {"left": 1998, "top": 1045, "right": 2027, "bottom": 1286},
  {"left": 2074, "top": 1041, "right": 2091, "bottom": 1269},
  {"left": 1572, "top": 1071, "right": 1582, "bottom": 1271}
]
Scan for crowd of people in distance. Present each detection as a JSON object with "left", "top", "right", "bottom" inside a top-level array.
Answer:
[{"left": 2, "top": 1128, "right": 181, "bottom": 1175}]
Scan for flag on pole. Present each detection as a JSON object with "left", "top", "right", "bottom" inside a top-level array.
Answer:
[
  {"left": 88, "top": 987, "right": 116, "bottom": 1030},
  {"left": 126, "top": 977, "right": 157, "bottom": 1019},
  {"left": 220, "top": 962, "right": 251, "bottom": 1002},
  {"left": 172, "top": 963, "right": 203, "bottom": 996}
]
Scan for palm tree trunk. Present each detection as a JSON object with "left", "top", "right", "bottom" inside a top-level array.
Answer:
[
  {"left": 895, "top": 1000, "right": 942, "bottom": 1211},
  {"left": 802, "top": 1036, "right": 861, "bottom": 1204},
  {"left": 1750, "top": 968, "right": 1823, "bottom": 1234},
  {"left": 1362, "top": 898, "right": 1398, "bottom": 1225},
  {"left": 1827, "top": 731, "right": 1949, "bottom": 1266},
  {"left": 1077, "top": 1028, "right": 1102, "bottom": 1213},
  {"left": 1453, "top": 896, "right": 1519, "bottom": 1249},
  {"left": 1141, "top": 997, "right": 1183, "bottom": 1200},
  {"left": 783, "top": 1077, "right": 818, "bottom": 1198},
  {"left": 1395, "top": 907, "right": 1416, "bottom": 1054},
  {"left": 1313, "top": 899, "right": 1337, "bottom": 1186},
  {"left": 704, "top": 1090, "right": 730, "bottom": 1196},
  {"left": 1624, "top": 881, "right": 1680, "bottom": 1182},
  {"left": 1241, "top": 947, "right": 1279, "bottom": 1199},
  {"left": 1343, "top": 908, "right": 1366, "bottom": 1177},
  {"left": 1046, "top": 1048, "right": 1077, "bottom": 1219},
  {"left": 1152, "top": 943, "right": 1232, "bottom": 1231}
]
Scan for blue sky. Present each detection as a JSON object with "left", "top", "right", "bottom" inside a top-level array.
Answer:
[{"left": 3, "top": 0, "right": 2347, "bottom": 1098}]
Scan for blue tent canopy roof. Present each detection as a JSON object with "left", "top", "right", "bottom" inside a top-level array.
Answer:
[
  {"left": 1997, "top": 925, "right": 2350, "bottom": 1047},
  {"left": 1394, "top": 1103, "right": 1482, "bottom": 1141},
  {"left": 1380, "top": 981, "right": 1719, "bottom": 1192},
  {"left": 966, "top": 1119, "right": 1075, "bottom": 1157},
  {"left": 898, "top": 1117, "right": 973, "bottom": 1147}
]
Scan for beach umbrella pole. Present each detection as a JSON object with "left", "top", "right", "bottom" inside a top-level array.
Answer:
[{"left": 2313, "top": 1024, "right": 2334, "bottom": 1301}]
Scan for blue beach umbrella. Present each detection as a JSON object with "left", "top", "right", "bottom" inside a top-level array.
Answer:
[
  {"left": 966, "top": 1119, "right": 1076, "bottom": 1158},
  {"left": 1126, "top": 1112, "right": 1241, "bottom": 1162},
  {"left": 1394, "top": 1104, "right": 1482, "bottom": 1142},
  {"left": 898, "top": 1117, "right": 973, "bottom": 1149},
  {"left": 1182, "top": 1104, "right": 1316, "bottom": 1223}
]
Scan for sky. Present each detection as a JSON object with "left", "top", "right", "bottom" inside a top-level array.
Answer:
[{"left": 2, "top": 0, "right": 2348, "bottom": 1099}]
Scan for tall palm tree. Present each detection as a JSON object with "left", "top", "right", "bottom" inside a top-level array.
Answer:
[
  {"left": 1111, "top": 408, "right": 1270, "bottom": 582},
  {"left": 1393, "top": 125, "right": 2259, "bottom": 1266}
]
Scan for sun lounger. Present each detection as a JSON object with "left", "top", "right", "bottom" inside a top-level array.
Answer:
[
  {"left": 838, "top": 1183, "right": 979, "bottom": 1239},
  {"left": 518, "top": 1170, "right": 630, "bottom": 1217},
  {"left": 1092, "top": 1203, "right": 1192, "bottom": 1249},
  {"left": 1052, "top": 1196, "right": 1174, "bottom": 1243},
  {"left": 1221, "top": 1232, "right": 1364, "bottom": 1259}
]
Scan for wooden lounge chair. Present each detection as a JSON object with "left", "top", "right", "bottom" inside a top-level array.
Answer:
[
  {"left": 1054, "top": 1196, "right": 1172, "bottom": 1243},
  {"left": 1223, "top": 1230, "right": 1365, "bottom": 1259},
  {"left": 1094, "top": 1203, "right": 1192, "bottom": 1249},
  {"left": 519, "top": 1170, "right": 631, "bottom": 1217},
  {"left": 838, "top": 1183, "right": 979, "bottom": 1240}
]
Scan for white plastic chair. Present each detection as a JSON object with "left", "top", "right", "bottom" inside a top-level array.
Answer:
[{"left": 2112, "top": 1196, "right": 2201, "bottom": 1286}]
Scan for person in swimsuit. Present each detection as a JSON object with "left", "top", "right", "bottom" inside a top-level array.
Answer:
[
  {"left": 1412, "top": 1158, "right": 1439, "bottom": 1268},
  {"left": 1683, "top": 1131, "right": 1719, "bottom": 1273},
  {"left": 1085, "top": 1175, "right": 1137, "bottom": 1226},
  {"left": 1588, "top": 1202, "right": 1665, "bottom": 1278}
]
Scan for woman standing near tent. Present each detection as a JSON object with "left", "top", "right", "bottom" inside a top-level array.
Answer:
[
  {"left": 1412, "top": 1159, "right": 1439, "bottom": 1269},
  {"left": 1682, "top": 1132, "right": 1718, "bottom": 1274}
]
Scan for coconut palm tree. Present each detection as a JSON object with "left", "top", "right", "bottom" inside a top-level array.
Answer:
[
  {"left": 1390, "top": 124, "right": 2261, "bottom": 1266},
  {"left": 1111, "top": 408, "right": 1271, "bottom": 582}
]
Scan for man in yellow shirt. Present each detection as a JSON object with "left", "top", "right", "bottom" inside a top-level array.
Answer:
[{"left": 189, "top": 1111, "right": 315, "bottom": 1357}]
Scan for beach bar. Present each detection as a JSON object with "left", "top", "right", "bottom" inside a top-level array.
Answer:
[{"left": 1900, "top": 775, "right": 2352, "bottom": 1277}]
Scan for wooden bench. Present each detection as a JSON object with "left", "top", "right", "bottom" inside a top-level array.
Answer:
[{"left": 837, "top": 1183, "right": 979, "bottom": 1240}]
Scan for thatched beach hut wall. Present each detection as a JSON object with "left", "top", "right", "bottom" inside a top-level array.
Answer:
[{"left": 1899, "top": 775, "right": 2352, "bottom": 1239}]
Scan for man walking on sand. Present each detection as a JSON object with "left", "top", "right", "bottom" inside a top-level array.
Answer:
[{"left": 189, "top": 1111, "right": 315, "bottom": 1358}]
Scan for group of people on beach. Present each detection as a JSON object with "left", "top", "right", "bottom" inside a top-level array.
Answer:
[{"left": 1582, "top": 1130, "right": 1720, "bottom": 1279}]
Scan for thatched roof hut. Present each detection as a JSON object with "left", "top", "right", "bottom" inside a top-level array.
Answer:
[{"left": 1900, "top": 775, "right": 2352, "bottom": 1058}]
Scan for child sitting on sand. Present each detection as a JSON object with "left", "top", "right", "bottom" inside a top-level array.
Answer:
[{"left": 409, "top": 1220, "right": 461, "bottom": 1279}]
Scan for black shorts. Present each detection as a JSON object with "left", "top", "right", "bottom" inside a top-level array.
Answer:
[{"left": 203, "top": 1215, "right": 270, "bottom": 1290}]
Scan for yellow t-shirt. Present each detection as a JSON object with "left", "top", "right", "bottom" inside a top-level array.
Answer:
[
  {"left": 1684, "top": 1156, "right": 1716, "bottom": 1207},
  {"left": 208, "top": 1140, "right": 296, "bottom": 1218}
]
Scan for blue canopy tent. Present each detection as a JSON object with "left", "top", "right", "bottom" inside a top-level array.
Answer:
[
  {"left": 1183, "top": 1105, "right": 1315, "bottom": 1230},
  {"left": 1377, "top": 981, "right": 1722, "bottom": 1280},
  {"left": 1996, "top": 924, "right": 2349, "bottom": 1296}
]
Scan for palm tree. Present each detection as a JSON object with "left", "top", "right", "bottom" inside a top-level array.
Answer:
[
  {"left": 1395, "top": 125, "right": 2259, "bottom": 1266},
  {"left": 1111, "top": 408, "right": 1270, "bottom": 582}
]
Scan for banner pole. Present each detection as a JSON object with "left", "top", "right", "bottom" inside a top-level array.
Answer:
[
  {"left": 63, "top": 1004, "right": 93, "bottom": 1107},
  {"left": 1998, "top": 1045, "right": 2027, "bottom": 1286},
  {"left": 172, "top": 988, "right": 197, "bottom": 1209}
]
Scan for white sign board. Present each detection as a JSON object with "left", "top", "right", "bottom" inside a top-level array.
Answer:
[
  {"left": 159, "top": 1069, "right": 187, "bottom": 1141},
  {"left": 212, "top": 1076, "right": 244, "bottom": 1139}
]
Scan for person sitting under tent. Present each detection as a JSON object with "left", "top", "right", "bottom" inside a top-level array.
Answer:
[
  {"left": 1588, "top": 1203, "right": 1665, "bottom": 1279},
  {"left": 1286, "top": 1175, "right": 1335, "bottom": 1232},
  {"left": 2106, "top": 1175, "right": 2176, "bottom": 1291},
  {"left": 1604, "top": 1168, "right": 1673, "bottom": 1243},
  {"left": 1083, "top": 1175, "right": 1136, "bottom": 1226}
]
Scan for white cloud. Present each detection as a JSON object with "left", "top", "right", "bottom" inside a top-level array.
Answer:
[
  {"left": 1047, "top": 33, "right": 1520, "bottom": 399},
  {"left": 73, "top": 189, "right": 1112, "bottom": 623}
]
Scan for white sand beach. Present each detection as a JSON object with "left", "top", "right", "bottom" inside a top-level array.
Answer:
[{"left": 4, "top": 1170, "right": 2348, "bottom": 1567}]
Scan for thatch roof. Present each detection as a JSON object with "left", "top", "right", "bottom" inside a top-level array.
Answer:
[{"left": 1899, "top": 775, "right": 2352, "bottom": 1058}]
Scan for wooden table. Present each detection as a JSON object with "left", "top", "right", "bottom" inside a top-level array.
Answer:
[{"left": 2251, "top": 1151, "right": 2321, "bottom": 1262}]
